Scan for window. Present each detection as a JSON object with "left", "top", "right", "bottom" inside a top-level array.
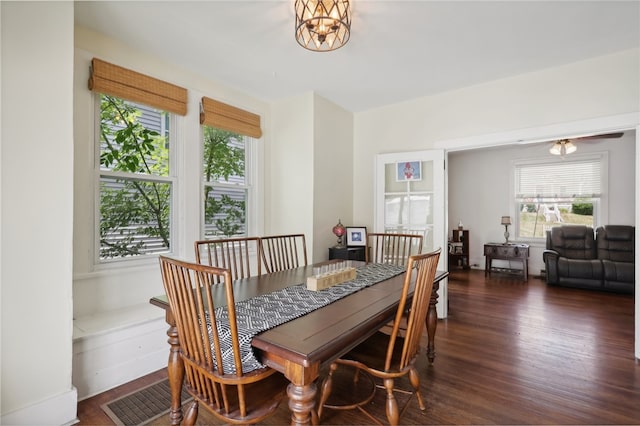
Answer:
[
  {"left": 199, "top": 96, "right": 262, "bottom": 239},
  {"left": 88, "top": 58, "right": 187, "bottom": 262},
  {"left": 202, "top": 127, "right": 250, "bottom": 238},
  {"left": 97, "top": 94, "right": 176, "bottom": 260},
  {"left": 514, "top": 154, "right": 607, "bottom": 239}
]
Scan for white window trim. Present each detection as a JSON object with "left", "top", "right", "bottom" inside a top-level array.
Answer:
[
  {"left": 509, "top": 151, "right": 608, "bottom": 245},
  {"left": 93, "top": 96, "right": 179, "bottom": 268},
  {"left": 199, "top": 131, "right": 259, "bottom": 240}
]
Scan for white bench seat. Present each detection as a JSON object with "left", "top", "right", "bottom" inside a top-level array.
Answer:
[{"left": 73, "top": 303, "right": 168, "bottom": 400}]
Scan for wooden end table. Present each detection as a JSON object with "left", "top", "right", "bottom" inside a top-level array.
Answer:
[{"left": 484, "top": 243, "right": 530, "bottom": 281}]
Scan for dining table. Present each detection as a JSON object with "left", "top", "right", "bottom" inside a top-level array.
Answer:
[{"left": 150, "top": 261, "right": 448, "bottom": 426}]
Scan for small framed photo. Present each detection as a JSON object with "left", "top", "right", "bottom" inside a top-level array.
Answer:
[
  {"left": 396, "top": 161, "right": 422, "bottom": 182},
  {"left": 346, "top": 226, "right": 367, "bottom": 247}
]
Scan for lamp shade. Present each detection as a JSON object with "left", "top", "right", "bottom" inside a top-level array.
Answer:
[
  {"left": 550, "top": 140, "right": 577, "bottom": 156},
  {"left": 501, "top": 216, "right": 512, "bottom": 225}
]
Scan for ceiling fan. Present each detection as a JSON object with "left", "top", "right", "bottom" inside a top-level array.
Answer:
[{"left": 549, "top": 132, "right": 624, "bottom": 156}]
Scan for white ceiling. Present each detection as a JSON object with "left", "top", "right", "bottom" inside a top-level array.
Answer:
[{"left": 75, "top": 1, "right": 640, "bottom": 113}]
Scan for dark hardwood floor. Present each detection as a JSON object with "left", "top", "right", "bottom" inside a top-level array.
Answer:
[{"left": 77, "top": 269, "right": 640, "bottom": 425}]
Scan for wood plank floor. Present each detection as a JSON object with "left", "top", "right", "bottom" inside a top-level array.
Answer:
[{"left": 77, "top": 269, "right": 640, "bottom": 425}]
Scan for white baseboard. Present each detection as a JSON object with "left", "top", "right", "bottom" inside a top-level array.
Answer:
[{"left": 1, "top": 387, "right": 78, "bottom": 426}]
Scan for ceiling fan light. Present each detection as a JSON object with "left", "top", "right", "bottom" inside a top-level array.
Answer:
[
  {"left": 549, "top": 141, "right": 563, "bottom": 155},
  {"left": 549, "top": 140, "right": 577, "bottom": 156},
  {"left": 295, "top": 0, "right": 351, "bottom": 52},
  {"left": 564, "top": 141, "right": 577, "bottom": 154}
]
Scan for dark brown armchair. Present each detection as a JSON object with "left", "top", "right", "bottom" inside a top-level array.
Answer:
[
  {"left": 317, "top": 249, "right": 441, "bottom": 425},
  {"left": 158, "top": 256, "right": 289, "bottom": 425}
]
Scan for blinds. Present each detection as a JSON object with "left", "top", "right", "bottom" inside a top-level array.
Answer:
[
  {"left": 200, "top": 97, "right": 262, "bottom": 138},
  {"left": 89, "top": 58, "right": 188, "bottom": 116},
  {"left": 515, "top": 158, "right": 602, "bottom": 199}
]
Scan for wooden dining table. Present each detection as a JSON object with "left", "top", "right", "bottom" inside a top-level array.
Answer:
[{"left": 150, "top": 261, "right": 448, "bottom": 426}]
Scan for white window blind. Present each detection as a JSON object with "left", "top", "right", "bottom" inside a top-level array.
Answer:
[{"left": 515, "top": 158, "right": 602, "bottom": 200}]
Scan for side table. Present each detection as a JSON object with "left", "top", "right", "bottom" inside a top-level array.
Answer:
[
  {"left": 484, "top": 243, "right": 530, "bottom": 281},
  {"left": 328, "top": 246, "right": 366, "bottom": 261}
]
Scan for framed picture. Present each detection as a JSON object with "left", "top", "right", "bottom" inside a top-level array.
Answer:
[
  {"left": 396, "top": 161, "right": 422, "bottom": 182},
  {"left": 346, "top": 226, "right": 367, "bottom": 247}
]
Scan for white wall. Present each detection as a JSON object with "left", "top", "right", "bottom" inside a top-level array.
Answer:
[
  {"left": 448, "top": 132, "right": 636, "bottom": 275},
  {"left": 269, "top": 93, "right": 354, "bottom": 263},
  {"left": 312, "top": 95, "right": 354, "bottom": 263},
  {"left": 269, "top": 93, "right": 316, "bottom": 257},
  {"left": 1, "top": 2, "right": 78, "bottom": 424},
  {"left": 353, "top": 48, "right": 640, "bottom": 229}
]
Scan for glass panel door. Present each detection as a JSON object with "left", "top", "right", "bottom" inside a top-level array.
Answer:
[{"left": 375, "top": 150, "right": 447, "bottom": 317}]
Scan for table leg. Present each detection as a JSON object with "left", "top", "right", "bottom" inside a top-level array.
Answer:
[
  {"left": 261, "top": 354, "right": 319, "bottom": 426},
  {"left": 426, "top": 280, "right": 440, "bottom": 363},
  {"left": 164, "top": 310, "right": 184, "bottom": 426},
  {"left": 287, "top": 382, "right": 318, "bottom": 426}
]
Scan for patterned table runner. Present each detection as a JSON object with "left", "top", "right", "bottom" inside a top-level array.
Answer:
[{"left": 206, "top": 263, "right": 406, "bottom": 374}]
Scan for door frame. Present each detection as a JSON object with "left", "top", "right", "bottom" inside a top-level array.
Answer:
[
  {"left": 433, "top": 112, "right": 640, "bottom": 360},
  {"left": 374, "top": 150, "right": 448, "bottom": 318}
]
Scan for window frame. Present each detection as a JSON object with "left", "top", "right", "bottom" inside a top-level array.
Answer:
[
  {"left": 93, "top": 95, "right": 179, "bottom": 265},
  {"left": 510, "top": 152, "right": 608, "bottom": 244},
  {"left": 199, "top": 126, "right": 257, "bottom": 240}
]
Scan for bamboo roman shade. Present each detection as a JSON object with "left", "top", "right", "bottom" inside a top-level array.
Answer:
[
  {"left": 88, "top": 58, "right": 187, "bottom": 115},
  {"left": 200, "top": 97, "right": 262, "bottom": 138}
]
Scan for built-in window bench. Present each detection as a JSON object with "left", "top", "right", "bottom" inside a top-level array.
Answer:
[{"left": 72, "top": 303, "right": 168, "bottom": 400}]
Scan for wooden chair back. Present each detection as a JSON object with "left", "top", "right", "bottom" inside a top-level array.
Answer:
[
  {"left": 385, "top": 249, "right": 441, "bottom": 371},
  {"left": 366, "top": 233, "right": 424, "bottom": 266},
  {"left": 259, "top": 234, "right": 308, "bottom": 273},
  {"left": 317, "top": 249, "right": 442, "bottom": 424},
  {"left": 158, "top": 256, "right": 287, "bottom": 424},
  {"left": 194, "top": 237, "right": 261, "bottom": 282}
]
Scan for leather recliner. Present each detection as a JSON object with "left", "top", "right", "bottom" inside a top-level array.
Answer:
[
  {"left": 597, "top": 225, "right": 635, "bottom": 293},
  {"left": 543, "top": 225, "right": 634, "bottom": 294},
  {"left": 543, "top": 225, "right": 603, "bottom": 290}
]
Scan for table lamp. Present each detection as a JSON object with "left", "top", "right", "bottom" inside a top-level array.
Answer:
[
  {"left": 332, "top": 219, "right": 346, "bottom": 248},
  {"left": 501, "top": 216, "right": 512, "bottom": 244}
]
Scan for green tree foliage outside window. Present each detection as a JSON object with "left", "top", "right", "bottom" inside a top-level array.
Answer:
[
  {"left": 202, "top": 126, "right": 247, "bottom": 238},
  {"left": 99, "top": 95, "right": 171, "bottom": 259}
]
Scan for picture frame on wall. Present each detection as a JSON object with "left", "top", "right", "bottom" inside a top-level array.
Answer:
[
  {"left": 396, "top": 161, "right": 422, "bottom": 182},
  {"left": 346, "top": 226, "right": 367, "bottom": 247}
]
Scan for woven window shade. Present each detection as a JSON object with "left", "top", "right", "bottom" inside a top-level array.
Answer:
[
  {"left": 200, "top": 97, "right": 262, "bottom": 138},
  {"left": 88, "top": 58, "right": 187, "bottom": 116}
]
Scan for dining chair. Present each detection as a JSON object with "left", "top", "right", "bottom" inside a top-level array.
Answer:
[
  {"left": 259, "top": 233, "right": 308, "bottom": 273},
  {"left": 194, "top": 237, "right": 262, "bottom": 282},
  {"left": 366, "top": 232, "right": 424, "bottom": 266},
  {"left": 367, "top": 233, "right": 425, "bottom": 337},
  {"left": 158, "top": 256, "right": 289, "bottom": 425},
  {"left": 317, "top": 249, "right": 441, "bottom": 426}
]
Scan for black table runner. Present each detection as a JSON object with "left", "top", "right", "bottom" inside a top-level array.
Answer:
[{"left": 206, "top": 263, "right": 406, "bottom": 374}]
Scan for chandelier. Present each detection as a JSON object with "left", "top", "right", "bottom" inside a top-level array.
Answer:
[
  {"left": 295, "top": 0, "right": 351, "bottom": 52},
  {"left": 549, "top": 139, "right": 577, "bottom": 156}
]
